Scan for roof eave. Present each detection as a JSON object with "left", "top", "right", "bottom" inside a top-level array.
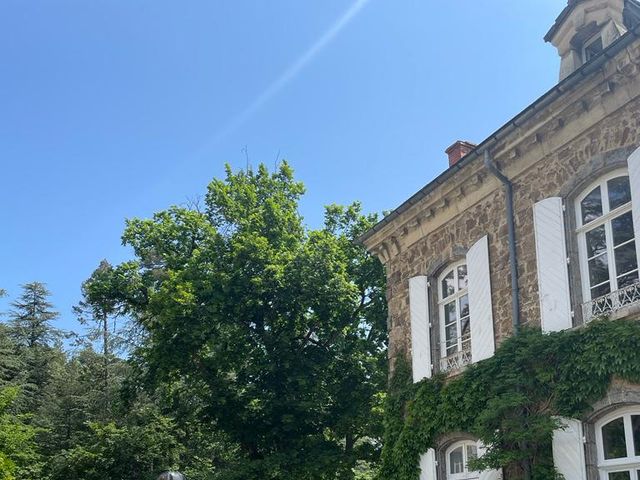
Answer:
[{"left": 358, "top": 25, "right": 640, "bottom": 250}]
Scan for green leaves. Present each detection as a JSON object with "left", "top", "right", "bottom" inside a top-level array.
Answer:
[
  {"left": 0, "top": 387, "right": 41, "bottom": 480},
  {"left": 81, "top": 162, "right": 387, "bottom": 479},
  {"left": 380, "top": 319, "right": 640, "bottom": 480}
]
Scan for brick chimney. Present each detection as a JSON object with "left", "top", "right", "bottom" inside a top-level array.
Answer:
[{"left": 445, "top": 140, "right": 477, "bottom": 167}]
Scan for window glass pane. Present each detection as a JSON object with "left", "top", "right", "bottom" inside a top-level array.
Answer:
[
  {"left": 582, "top": 186, "right": 603, "bottom": 224},
  {"left": 586, "top": 225, "right": 607, "bottom": 258},
  {"left": 612, "top": 212, "right": 635, "bottom": 247},
  {"left": 589, "top": 254, "right": 610, "bottom": 288},
  {"left": 609, "top": 176, "right": 632, "bottom": 210},
  {"left": 445, "top": 323, "right": 458, "bottom": 343},
  {"left": 607, "top": 472, "right": 630, "bottom": 480},
  {"left": 592, "top": 282, "right": 611, "bottom": 299},
  {"left": 459, "top": 295, "right": 470, "bottom": 319},
  {"left": 445, "top": 302, "right": 459, "bottom": 354},
  {"left": 466, "top": 444, "right": 477, "bottom": 464},
  {"left": 461, "top": 317, "right": 471, "bottom": 345},
  {"left": 442, "top": 270, "right": 455, "bottom": 299},
  {"left": 449, "top": 447, "right": 464, "bottom": 474},
  {"left": 444, "top": 301, "right": 457, "bottom": 325},
  {"left": 632, "top": 415, "right": 640, "bottom": 456},
  {"left": 615, "top": 241, "right": 638, "bottom": 278},
  {"left": 585, "top": 37, "right": 604, "bottom": 62},
  {"left": 618, "top": 271, "right": 639, "bottom": 290},
  {"left": 603, "top": 417, "right": 628, "bottom": 460},
  {"left": 458, "top": 265, "right": 468, "bottom": 290}
]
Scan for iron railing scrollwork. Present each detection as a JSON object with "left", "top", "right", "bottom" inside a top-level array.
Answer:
[{"left": 582, "top": 282, "right": 640, "bottom": 322}]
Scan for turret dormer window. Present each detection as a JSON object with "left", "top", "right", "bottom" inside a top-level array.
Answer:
[
  {"left": 544, "top": 0, "right": 639, "bottom": 80},
  {"left": 584, "top": 35, "right": 604, "bottom": 62}
]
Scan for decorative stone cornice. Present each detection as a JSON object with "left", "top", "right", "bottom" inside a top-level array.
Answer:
[{"left": 365, "top": 39, "right": 640, "bottom": 266}]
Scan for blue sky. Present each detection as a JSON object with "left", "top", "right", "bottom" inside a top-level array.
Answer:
[{"left": 1, "top": 0, "right": 563, "bottom": 333}]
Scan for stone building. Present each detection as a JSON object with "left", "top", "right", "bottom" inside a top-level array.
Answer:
[{"left": 359, "top": 1, "right": 640, "bottom": 479}]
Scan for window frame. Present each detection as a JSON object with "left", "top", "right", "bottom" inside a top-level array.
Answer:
[
  {"left": 575, "top": 169, "right": 636, "bottom": 305},
  {"left": 437, "top": 260, "right": 471, "bottom": 369},
  {"left": 595, "top": 406, "right": 640, "bottom": 479},
  {"left": 445, "top": 440, "right": 480, "bottom": 480},
  {"left": 583, "top": 33, "right": 604, "bottom": 63}
]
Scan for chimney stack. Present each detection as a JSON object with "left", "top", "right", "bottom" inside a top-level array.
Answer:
[{"left": 446, "top": 140, "right": 476, "bottom": 167}]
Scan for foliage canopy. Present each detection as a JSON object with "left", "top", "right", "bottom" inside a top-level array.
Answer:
[{"left": 79, "top": 163, "right": 388, "bottom": 479}]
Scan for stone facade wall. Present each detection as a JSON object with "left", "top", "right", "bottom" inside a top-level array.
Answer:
[{"left": 372, "top": 40, "right": 640, "bottom": 370}]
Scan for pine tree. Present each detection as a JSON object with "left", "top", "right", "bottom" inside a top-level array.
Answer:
[
  {"left": 8, "top": 282, "right": 61, "bottom": 412},
  {"left": 9, "top": 282, "right": 59, "bottom": 349},
  {"left": 0, "top": 324, "right": 22, "bottom": 387}
]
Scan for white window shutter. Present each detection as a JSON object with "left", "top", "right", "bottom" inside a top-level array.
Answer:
[
  {"left": 409, "top": 276, "right": 432, "bottom": 382},
  {"left": 467, "top": 236, "right": 496, "bottom": 363},
  {"left": 627, "top": 147, "right": 640, "bottom": 266},
  {"left": 533, "top": 197, "right": 572, "bottom": 332},
  {"left": 552, "top": 417, "right": 586, "bottom": 480},
  {"left": 419, "top": 448, "right": 437, "bottom": 480},
  {"left": 477, "top": 442, "right": 503, "bottom": 480}
]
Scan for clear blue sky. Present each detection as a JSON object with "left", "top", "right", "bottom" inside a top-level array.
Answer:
[{"left": 0, "top": 0, "right": 563, "bottom": 333}]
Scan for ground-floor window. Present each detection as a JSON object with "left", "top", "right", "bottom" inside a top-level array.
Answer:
[
  {"left": 596, "top": 407, "right": 640, "bottom": 479},
  {"left": 446, "top": 440, "right": 479, "bottom": 480}
]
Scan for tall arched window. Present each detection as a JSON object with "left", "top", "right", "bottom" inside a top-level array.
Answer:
[
  {"left": 446, "top": 440, "right": 479, "bottom": 480},
  {"left": 576, "top": 171, "right": 639, "bottom": 319},
  {"left": 438, "top": 261, "right": 471, "bottom": 371},
  {"left": 595, "top": 407, "right": 640, "bottom": 479}
]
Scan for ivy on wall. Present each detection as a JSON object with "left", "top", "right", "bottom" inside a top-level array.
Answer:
[{"left": 378, "top": 319, "right": 640, "bottom": 480}]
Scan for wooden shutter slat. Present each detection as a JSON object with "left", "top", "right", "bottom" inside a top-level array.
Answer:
[
  {"left": 552, "top": 417, "right": 586, "bottom": 480},
  {"left": 410, "top": 276, "right": 432, "bottom": 382},
  {"left": 468, "top": 236, "right": 496, "bottom": 363},
  {"left": 533, "top": 197, "right": 572, "bottom": 332},
  {"left": 419, "top": 448, "right": 437, "bottom": 480}
]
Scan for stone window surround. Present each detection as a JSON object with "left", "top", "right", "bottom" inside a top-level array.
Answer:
[
  {"left": 594, "top": 406, "right": 640, "bottom": 477},
  {"left": 558, "top": 145, "right": 638, "bottom": 327},
  {"left": 580, "top": 382, "right": 640, "bottom": 480},
  {"left": 583, "top": 32, "right": 604, "bottom": 63},
  {"left": 435, "top": 432, "right": 481, "bottom": 480}
]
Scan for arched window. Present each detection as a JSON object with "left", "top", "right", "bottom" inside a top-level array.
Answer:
[
  {"left": 438, "top": 261, "right": 471, "bottom": 371},
  {"left": 446, "top": 440, "right": 479, "bottom": 480},
  {"left": 595, "top": 407, "right": 640, "bottom": 479},
  {"left": 576, "top": 171, "right": 639, "bottom": 319}
]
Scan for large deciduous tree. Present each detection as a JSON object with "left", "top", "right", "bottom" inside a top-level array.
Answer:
[{"left": 84, "top": 163, "right": 387, "bottom": 479}]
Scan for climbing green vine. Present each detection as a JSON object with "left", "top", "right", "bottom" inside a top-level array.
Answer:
[{"left": 378, "top": 319, "right": 640, "bottom": 480}]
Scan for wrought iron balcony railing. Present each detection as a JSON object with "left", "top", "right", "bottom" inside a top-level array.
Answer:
[
  {"left": 440, "top": 340, "right": 472, "bottom": 372},
  {"left": 582, "top": 282, "right": 640, "bottom": 322}
]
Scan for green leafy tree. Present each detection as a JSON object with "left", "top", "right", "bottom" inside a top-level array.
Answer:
[
  {"left": 0, "top": 387, "right": 42, "bottom": 480},
  {"left": 85, "top": 163, "right": 387, "bottom": 479},
  {"left": 47, "top": 405, "right": 185, "bottom": 480},
  {"left": 74, "top": 260, "right": 130, "bottom": 419},
  {"left": 37, "top": 347, "right": 129, "bottom": 457}
]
